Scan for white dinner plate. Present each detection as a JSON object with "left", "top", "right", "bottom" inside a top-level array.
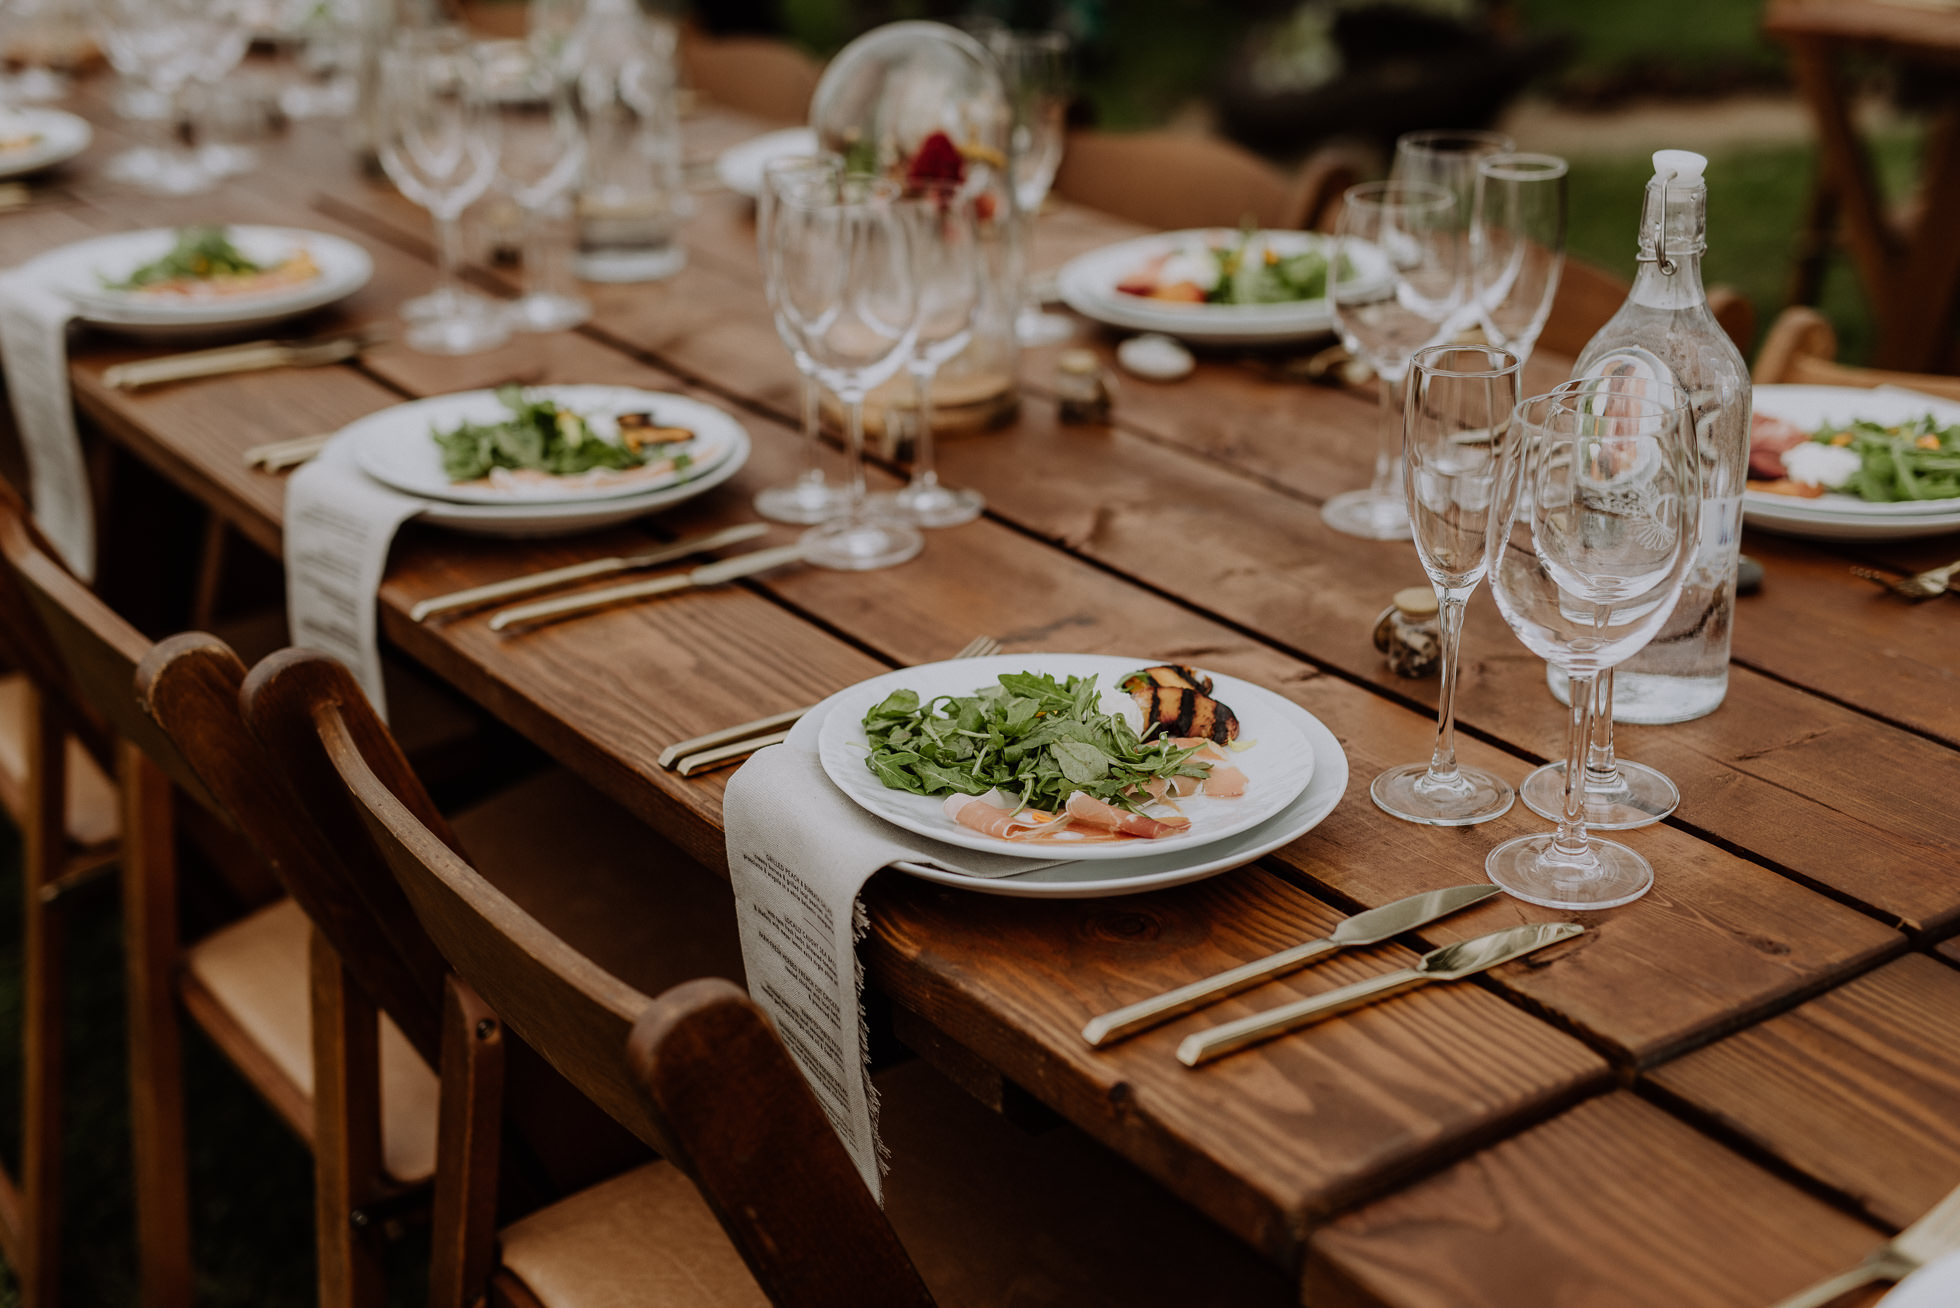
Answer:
[
  {"left": 353, "top": 385, "right": 742, "bottom": 506},
  {"left": 1879, "top": 1250, "right": 1960, "bottom": 1306},
  {"left": 0, "top": 107, "right": 91, "bottom": 180},
  {"left": 787, "top": 667, "right": 1347, "bottom": 899},
  {"left": 27, "top": 226, "right": 372, "bottom": 336},
  {"left": 1745, "top": 384, "right": 1960, "bottom": 541},
  {"left": 1057, "top": 229, "right": 1393, "bottom": 345},
  {"left": 714, "top": 127, "right": 819, "bottom": 198},
  {"left": 817, "top": 654, "right": 1319, "bottom": 864}
]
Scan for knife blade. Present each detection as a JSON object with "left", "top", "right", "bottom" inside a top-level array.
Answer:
[
  {"left": 1080, "top": 883, "right": 1501, "bottom": 1048},
  {"left": 487, "top": 543, "right": 806, "bottom": 631},
  {"left": 410, "top": 522, "right": 770, "bottom": 621},
  {"left": 1176, "top": 921, "right": 1583, "bottom": 1068}
]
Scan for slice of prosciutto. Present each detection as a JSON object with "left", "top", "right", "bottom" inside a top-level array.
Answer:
[
  {"left": 1749, "top": 412, "right": 1813, "bottom": 480},
  {"left": 1063, "top": 791, "right": 1191, "bottom": 839},
  {"left": 941, "top": 793, "right": 1066, "bottom": 840}
]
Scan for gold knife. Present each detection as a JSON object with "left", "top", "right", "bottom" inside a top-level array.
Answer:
[
  {"left": 1177, "top": 921, "right": 1583, "bottom": 1067},
  {"left": 1081, "top": 883, "right": 1502, "bottom": 1048},
  {"left": 1773, "top": 1179, "right": 1960, "bottom": 1308},
  {"left": 487, "top": 543, "right": 806, "bottom": 631},
  {"left": 410, "top": 522, "right": 769, "bottom": 621}
]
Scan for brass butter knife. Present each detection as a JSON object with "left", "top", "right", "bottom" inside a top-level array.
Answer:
[
  {"left": 1081, "top": 883, "right": 1501, "bottom": 1048},
  {"left": 1773, "top": 1179, "right": 1960, "bottom": 1308},
  {"left": 488, "top": 543, "right": 806, "bottom": 631},
  {"left": 1177, "top": 921, "right": 1583, "bottom": 1067}
]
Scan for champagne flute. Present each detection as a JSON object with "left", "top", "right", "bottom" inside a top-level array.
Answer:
[
  {"left": 1484, "top": 388, "right": 1700, "bottom": 909},
  {"left": 873, "top": 180, "right": 986, "bottom": 528},
  {"left": 1324, "top": 181, "right": 1460, "bottom": 541},
  {"left": 482, "top": 39, "right": 589, "bottom": 333},
  {"left": 1371, "top": 343, "right": 1522, "bottom": 825},
  {"left": 1519, "top": 373, "right": 1691, "bottom": 830},
  {"left": 1393, "top": 128, "right": 1514, "bottom": 336},
  {"left": 752, "top": 155, "right": 850, "bottom": 526},
  {"left": 375, "top": 29, "right": 509, "bottom": 356},
  {"left": 1472, "top": 153, "right": 1567, "bottom": 366},
  {"left": 988, "top": 28, "right": 1071, "bottom": 346},
  {"left": 773, "top": 174, "right": 923, "bottom": 571}
]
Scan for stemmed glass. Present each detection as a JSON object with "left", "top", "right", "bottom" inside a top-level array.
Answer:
[
  {"left": 94, "top": 0, "right": 227, "bottom": 195},
  {"left": 1519, "top": 374, "right": 1692, "bottom": 829},
  {"left": 987, "top": 29, "right": 1071, "bottom": 346},
  {"left": 1324, "top": 181, "right": 1460, "bottom": 541},
  {"left": 753, "top": 155, "right": 850, "bottom": 526},
  {"left": 872, "top": 181, "right": 986, "bottom": 528},
  {"left": 374, "top": 30, "right": 509, "bottom": 356},
  {"left": 189, "top": 3, "right": 255, "bottom": 179},
  {"left": 482, "top": 40, "right": 589, "bottom": 333},
  {"left": 1393, "top": 128, "right": 1514, "bottom": 336},
  {"left": 1372, "top": 343, "right": 1522, "bottom": 825},
  {"left": 772, "top": 174, "right": 923, "bottom": 571},
  {"left": 1472, "top": 153, "right": 1568, "bottom": 366},
  {"left": 1484, "top": 388, "right": 1700, "bottom": 909}
]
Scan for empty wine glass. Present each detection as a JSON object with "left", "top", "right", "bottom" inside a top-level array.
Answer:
[
  {"left": 988, "top": 28, "right": 1071, "bottom": 346},
  {"left": 1372, "top": 343, "right": 1522, "bottom": 825},
  {"left": 1484, "top": 388, "right": 1700, "bottom": 909},
  {"left": 94, "top": 0, "right": 228, "bottom": 194},
  {"left": 772, "top": 174, "right": 923, "bottom": 571},
  {"left": 1393, "top": 128, "right": 1514, "bottom": 336},
  {"left": 1324, "top": 181, "right": 1460, "bottom": 541},
  {"left": 482, "top": 39, "right": 589, "bottom": 333},
  {"left": 872, "top": 181, "right": 986, "bottom": 528},
  {"left": 753, "top": 154, "right": 850, "bottom": 526},
  {"left": 375, "top": 30, "right": 509, "bottom": 355},
  {"left": 277, "top": 0, "right": 363, "bottom": 120},
  {"left": 1519, "top": 373, "right": 1691, "bottom": 830},
  {"left": 1473, "top": 153, "right": 1567, "bottom": 366}
]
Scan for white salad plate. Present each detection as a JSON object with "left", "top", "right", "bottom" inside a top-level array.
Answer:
[
  {"left": 790, "top": 658, "right": 1346, "bottom": 899},
  {"left": 1057, "top": 229, "right": 1393, "bottom": 345},
  {"left": 26, "top": 226, "right": 373, "bottom": 336},
  {"left": 1879, "top": 1250, "right": 1960, "bottom": 1307},
  {"left": 714, "top": 128, "right": 820, "bottom": 198},
  {"left": 353, "top": 385, "right": 743, "bottom": 507},
  {"left": 1746, "top": 384, "right": 1960, "bottom": 541},
  {"left": 0, "top": 107, "right": 92, "bottom": 180}
]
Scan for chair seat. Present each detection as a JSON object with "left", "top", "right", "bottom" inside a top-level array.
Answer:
[
  {"left": 495, "top": 1059, "right": 1293, "bottom": 1308},
  {"left": 0, "top": 671, "right": 120, "bottom": 847}
]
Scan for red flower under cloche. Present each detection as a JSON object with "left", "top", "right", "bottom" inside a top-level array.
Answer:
[{"left": 905, "top": 131, "right": 966, "bottom": 188}]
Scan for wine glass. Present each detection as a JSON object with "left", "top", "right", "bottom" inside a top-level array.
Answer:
[
  {"left": 374, "top": 30, "right": 509, "bottom": 356},
  {"left": 753, "top": 154, "right": 850, "bottom": 526},
  {"left": 987, "top": 29, "right": 1071, "bottom": 346},
  {"left": 1483, "top": 388, "right": 1701, "bottom": 909},
  {"left": 872, "top": 180, "right": 986, "bottom": 528},
  {"left": 1519, "top": 373, "right": 1691, "bottom": 830},
  {"left": 189, "top": 2, "right": 255, "bottom": 178},
  {"left": 1393, "top": 128, "right": 1514, "bottom": 336},
  {"left": 1324, "top": 181, "right": 1460, "bottom": 541},
  {"left": 1371, "top": 343, "right": 1523, "bottom": 825},
  {"left": 1472, "top": 153, "right": 1567, "bottom": 366},
  {"left": 481, "top": 39, "right": 589, "bottom": 333},
  {"left": 277, "top": 0, "right": 364, "bottom": 120},
  {"left": 772, "top": 174, "right": 923, "bottom": 571},
  {"left": 94, "top": 0, "right": 224, "bottom": 195}
]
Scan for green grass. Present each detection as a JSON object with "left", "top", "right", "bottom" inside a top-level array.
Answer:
[{"left": 1513, "top": 0, "right": 1785, "bottom": 91}]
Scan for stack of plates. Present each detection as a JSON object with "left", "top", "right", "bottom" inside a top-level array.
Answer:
[
  {"left": 1746, "top": 384, "right": 1960, "bottom": 541},
  {"left": 1056, "top": 230, "right": 1393, "bottom": 346},
  {"left": 338, "top": 385, "right": 752, "bottom": 538},
  {"left": 791, "top": 653, "right": 1348, "bottom": 898},
  {"left": 714, "top": 128, "right": 819, "bottom": 198},
  {"left": 0, "top": 107, "right": 91, "bottom": 180}
]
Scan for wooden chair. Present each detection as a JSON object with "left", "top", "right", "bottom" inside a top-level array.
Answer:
[
  {"left": 250, "top": 648, "right": 1297, "bottom": 1308},
  {"left": 1537, "top": 254, "right": 1758, "bottom": 362},
  {"left": 680, "top": 33, "right": 823, "bottom": 124},
  {"left": 1054, "top": 131, "right": 1375, "bottom": 233},
  {"left": 1752, "top": 304, "right": 1960, "bottom": 401}
]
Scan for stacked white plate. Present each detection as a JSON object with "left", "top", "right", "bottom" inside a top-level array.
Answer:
[
  {"left": 26, "top": 226, "right": 374, "bottom": 338},
  {"left": 714, "top": 127, "right": 819, "bottom": 198},
  {"left": 1057, "top": 230, "right": 1394, "bottom": 346},
  {"left": 1746, "top": 384, "right": 1960, "bottom": 541},
  {"left": 0, "top": 107, "right": 91, "bottom": 180},
  {"left": 792, "top": 653, "right": 1349, "bottom": 898},
  {"left": 336, "top": 385, "right": 752, "bottom": 538}
]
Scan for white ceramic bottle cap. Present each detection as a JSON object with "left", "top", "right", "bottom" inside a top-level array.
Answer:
[{"left": 1651, "top": 149, "right": 1707, "bottom": 186}]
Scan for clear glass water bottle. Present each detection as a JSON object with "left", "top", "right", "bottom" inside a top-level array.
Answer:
[
  {"left": 1552, "top": 149, "right": 1752, "bottom": 723},
  {"left": 569, "top": 0, "right": 687, "bottom": 283}
]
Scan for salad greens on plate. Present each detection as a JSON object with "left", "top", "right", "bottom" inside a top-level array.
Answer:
[
  {"left": 432, "top": 385, "right": 696, "bottom": 484},
  {"left": 1807, "top": 414, "right": 1960, "bottom": 502}
]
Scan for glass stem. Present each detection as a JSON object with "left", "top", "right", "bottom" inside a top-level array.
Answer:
[
  {"left": 1368, "top": 370, "right": 1402, "bottom": 499},
  {"left": 169, "top": 80, "right": 199, "bottom": 169},
  {"left": 1556, "top": 671, "right": 1597, "bottom": 859},
  {"left": 432, "top": 210, "right": 466, "bottom": 309},
  {"left": 842, "top": 395, "right": 868, "bottom": 518},
  {"left": 1425, "top": 587, "right": 1471, "bottom": 784},
  {"left": 1584, "top": 668, "right": 1622, "bottom": 790},
  {"left": 519, "top": 204, "right": 555, "bottom": 302},
  {"left": 908, "top": 364, "right": 940, "bottom": 490},
  {"left": 797, "top": 377, "right": 825, "bottom": 487}
]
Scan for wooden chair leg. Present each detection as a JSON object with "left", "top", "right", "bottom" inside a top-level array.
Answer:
[
  {"left": 19, "top": 688, "right": 66, "bottom": 1308},
  {"left": 310, "top": 928, "right": 388, "bottom": 1308},
  {"left": 188, "top": 514, "right": 228, "bottom": 633},
  {"left": 429, "top": 976, "right": 504, "bottom": 1308},
  {"left": 120, "top": 745, "right": 192, "bottom": 1308}
]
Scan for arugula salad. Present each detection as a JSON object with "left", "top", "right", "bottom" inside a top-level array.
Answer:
[
  {"left": 107, "top": 226, "right": 320, "bottom": 296},
  {"left": 432, "top": 386, "right": 697, "bottom": 485},
  {"left": 1116, "top": 226, "right": 1350, "bottom": 307},
  {"left": 1796, "top": 414, "right": 1960, "bottom": 502}
]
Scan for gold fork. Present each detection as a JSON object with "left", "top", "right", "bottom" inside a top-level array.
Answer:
[{"left": 1850, "top": 558, "right": 1960, "bottom": 601}]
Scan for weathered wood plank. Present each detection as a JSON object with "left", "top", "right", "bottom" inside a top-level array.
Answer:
[{"left": 1938, "top": 936, "right": 1960, "bottom": 968}]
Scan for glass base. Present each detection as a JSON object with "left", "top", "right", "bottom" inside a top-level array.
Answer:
[
  {"left": 801, "top": 515, "right": 923, "bottom": 571},
  {"left": 198, "top": 143, "right": 258, "bottom": 178},
  {"left": 1371, "top": 763, "right": 1513, "bottom": 826},
  {"left": 869, "top": 482, "right": 983, "bottom": 528},
  {"left": 505, "top": 292, "right": 591, "bottom": 333},
  {"left": 106, "top": 147, "right": 213, "bottom": 196},
  {"left": 1485, "top": 833, "right": 1654, "bottom": 910},
  {"left": 754, "top": 476, "right": 849, "bottom": 526},
  {"left": 1015, "top": 305, "right": 1075, "bottom": 346},
  {"left": 401, "top": 287, "right": 503, "bottom": 326},
  {"left": 1520, "top": 759, "right": 1678, "bottom": 830},
  {"left": 1321, "top": 489, "right": 1410, "bottom": 540},
  {"left": 405, "top": 306, "right": 510, "bottom": 356}
]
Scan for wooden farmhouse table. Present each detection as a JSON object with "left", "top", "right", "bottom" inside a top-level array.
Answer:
[{"left": 5, "top": 81, "right": 1959, "bottom": 1307}]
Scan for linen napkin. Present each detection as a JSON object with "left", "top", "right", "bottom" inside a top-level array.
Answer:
[
  {"left": 283, "top": 435, "right": 423, "bottom": 720},
  {"left": 0, "top": 270, "right": 92, "bottom": 580},
  {"left": 723, "top": 741, "right": 1059, "bottom": 1199}
]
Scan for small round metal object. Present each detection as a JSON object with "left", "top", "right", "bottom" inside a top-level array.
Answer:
[
  {"left": 1116, "top": 333, "right": 1195, "bottom": 381},
  {"left": 1736, "top": 555, "right": 1764, "bottom": 595}
]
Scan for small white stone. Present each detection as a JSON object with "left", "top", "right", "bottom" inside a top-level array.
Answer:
[{"left": 1117, "top": 333, "right": 1195, "bottom": 381}]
